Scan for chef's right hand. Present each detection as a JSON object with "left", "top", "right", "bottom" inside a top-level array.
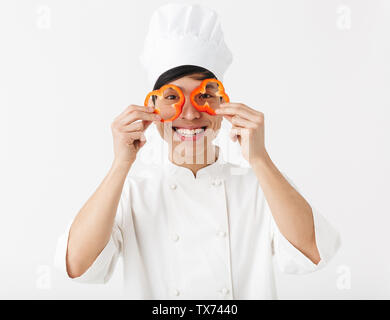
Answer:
[{"left": 111, "top": 104, "right": 161, "bottom": 166}]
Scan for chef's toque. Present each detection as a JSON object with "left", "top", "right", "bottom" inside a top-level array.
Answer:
[{"left": 139, "top": 3, "right": 233, "bottom": 88}]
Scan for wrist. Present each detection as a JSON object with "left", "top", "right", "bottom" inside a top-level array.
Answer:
[
  {"left": 111, "top": 158, "right": 134, "bottom": 172},
  {"left": 249, "top": 151, "right": 272, "bottom": 169},
  {"left": 250, "top": 152, "right": 277, "bottom": 182}
]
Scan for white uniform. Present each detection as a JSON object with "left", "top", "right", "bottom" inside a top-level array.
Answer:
[{"left": 54, "top": 155, "right": 341, "bottom": 299}]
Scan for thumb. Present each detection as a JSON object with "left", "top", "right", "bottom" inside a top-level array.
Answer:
[{"left": 230, "top": 127, "right": 240, "bottom": 142}]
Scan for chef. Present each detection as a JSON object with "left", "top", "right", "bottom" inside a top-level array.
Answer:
[{"left": 54, "top": 3, "right": 341, "bottom": 299}]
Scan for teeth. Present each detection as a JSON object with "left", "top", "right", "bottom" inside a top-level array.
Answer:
[{"left": 175, "top": 128, "right": 205, "bottom": 136}]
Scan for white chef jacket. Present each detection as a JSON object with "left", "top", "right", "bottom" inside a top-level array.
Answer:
[{"left": 54, "top": 154, "right": 341, "bottom": 299}]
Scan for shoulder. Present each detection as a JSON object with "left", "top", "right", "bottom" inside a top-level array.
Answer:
[
  {"left": 222, "top": 161, "right": 295, "bottom": 195},
  {"left": 224, "top": 161, "right": 292, "bottom": 183},
  {"left": 221, "top": 161, "right": 260, "bottom": 194},
  {"left": 124, "top": 161, "right": 165, "bottom": 191}
]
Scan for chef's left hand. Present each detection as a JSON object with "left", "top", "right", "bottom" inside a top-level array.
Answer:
[{"left": 215, "top": 103, "right": 268, "bottom": 164}]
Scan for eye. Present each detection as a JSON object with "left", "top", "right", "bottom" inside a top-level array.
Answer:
[
  {"left": 165, "top": 95, "right": 178, "bottom": 100},
  {"left": 200, "top": 93, "right": 213, "bottom": 99}
]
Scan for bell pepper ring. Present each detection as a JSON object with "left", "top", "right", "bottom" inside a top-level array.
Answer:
[
  {"left": 190, "top": 78, "right": 230, "bottom": 116},
  {"left": 144, "top": 78, "right": 229, "bottom": 121},
  {"left": 144, "top": 84, "right": 185, "bottom": 122}
]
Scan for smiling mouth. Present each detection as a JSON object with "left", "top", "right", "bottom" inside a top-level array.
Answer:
[{"left": 172, "top": 126, "right": 208, "bottom": 141}]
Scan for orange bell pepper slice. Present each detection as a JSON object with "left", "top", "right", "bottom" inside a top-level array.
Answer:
[
  {"left": 144, "top": 84, "right": 185, "bottom": 122},
  {"left": 144, "top": 78, "right": 229, "bottom": 121},
  {"left": 190, "top": 78, "right": 230, "bottom": 116}
]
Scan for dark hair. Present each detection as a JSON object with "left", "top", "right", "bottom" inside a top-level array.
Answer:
[{"left": 153, "top": 65, "right": 217, "bottom": 90}]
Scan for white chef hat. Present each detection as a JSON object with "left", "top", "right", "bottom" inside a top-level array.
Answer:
[{"left": 139, "top": 3, "right": 233, "bottom": 88}]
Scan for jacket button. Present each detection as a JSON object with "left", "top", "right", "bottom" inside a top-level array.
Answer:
[
  {"left": 170, "top": 184, "right": 177, "bottom": 190},
  {"left": 171, "top": 233, "right": 180, "bottom": 242},
  {"left": 172, "top": 289, "right": 180, "bottom": 296},
  {"left": 220, "top": 288, "right": 229, "bottom": 295},
  {"left": 212, "top": 179, "right": 222, "bottom": 186},
  {"left": 217, "top": 230, "right": 227, "bottom": 238}
]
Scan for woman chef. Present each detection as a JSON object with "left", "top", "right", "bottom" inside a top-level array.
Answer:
[{"left": 54, "top": 3, "right": 341, "bottom": 299}]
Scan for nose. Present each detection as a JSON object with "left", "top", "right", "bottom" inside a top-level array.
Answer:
[{"left": 179, "top": 96, "right": 201, "bottom": 120}]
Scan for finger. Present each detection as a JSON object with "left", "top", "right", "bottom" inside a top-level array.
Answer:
[
  {"left": 218, "top": 102, "right": 262, "bottom": 120},
  {"left": 230, "top": 127, "right": 242, "bottom": 143},
  {"left": 220, "top": 103, "right": 260, "bottom": 116},
  {"left": 230, "top": 115, "right": 257, "bottom": 129},
  {"left": 141, "top": 117, "right": 161, "bottom": 132},
  {"left": 116, "top": 104, "right": 154, "bottom": 120},
  {"left": 230, "top": 129, "right": 238, "bottom": 142},
  {"left": 121, "top": 110, "right": 161, "bottom": 125},
  {"left": 221, "top": 114, "right": 234, "bottom": 124},
  {"left": 138, "top": 140, "right": 147, "bottom": 148},
  {"left": 123, "top": 119, "right": 154, "bottom": 132},
  {"left": 125, "top": 104, "right": 155, "bottom": 114},
  {"left": 124, "top": 131, "right": 146, "bottom": 144},
  {"left": 216, "top": 106, "right": 256, "bottom": 121},
  {"left": 142, "top": 120, "right": 154, "bottom": 132}
]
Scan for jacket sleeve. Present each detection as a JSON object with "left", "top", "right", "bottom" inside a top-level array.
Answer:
[
  {"left": 53, "top": 177, "right": 130, "bottom": 284},
  {"left": 268, "top": 172, "right": 341, "bottom": 275}
]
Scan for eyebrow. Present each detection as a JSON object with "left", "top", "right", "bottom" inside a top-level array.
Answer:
[
  {"left": 173, "top": 83, "right": 217, "bottom": 93},
  {"left": 174, "top": 85, "right": 185, "bottom": 92},
  {"left": 170, "top": 85, "right": 192, "bottom": 95}
]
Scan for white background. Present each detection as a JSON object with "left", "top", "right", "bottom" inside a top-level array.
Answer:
[{"left": 0, "top": 0, "right": 389, "bottom": 299}]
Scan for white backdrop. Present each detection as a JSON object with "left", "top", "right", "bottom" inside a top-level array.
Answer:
[{"left": 1, "top": 0, "right": 389, "bottom": 299}]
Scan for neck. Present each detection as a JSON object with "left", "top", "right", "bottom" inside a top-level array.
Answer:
[{"left": 169, "top": 145, "right": 220, "bottom": 177}]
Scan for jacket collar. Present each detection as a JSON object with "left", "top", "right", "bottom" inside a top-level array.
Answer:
[{"left": 163, "top": 147, "right": 226, "bottom": 180}]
